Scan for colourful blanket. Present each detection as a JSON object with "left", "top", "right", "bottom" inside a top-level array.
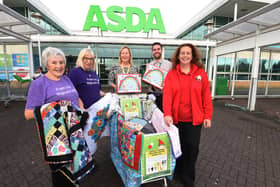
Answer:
[
  {"left": 34, "top": 100, "right": 94, "bottom": 184},
  {"left": 87, "top": 104, "right": 109, "bottom": 143},
  {"left": 110, "top": 112, "right": 176, "bottom": 187},
  {"left": 117, "top": 114, "right": 142, "bottom": 171},
  {"left": 34, "top": 100, "right": 73, "bottom": 164},
  {"left": 84, "top": 93, "right": 113, "bottom": 155}
]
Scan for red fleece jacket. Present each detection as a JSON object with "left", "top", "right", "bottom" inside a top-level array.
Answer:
[{"left": 163, "top": 64, "right": 213, "bottom": 125}]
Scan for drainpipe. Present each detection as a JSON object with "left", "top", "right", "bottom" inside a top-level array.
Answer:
[{"left": 234, "top": 2, "right": 238, "bottom": 21}]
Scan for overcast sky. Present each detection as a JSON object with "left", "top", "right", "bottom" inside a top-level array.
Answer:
[{"left": 40, "top": 0, "right": 214, "bottom": 34}]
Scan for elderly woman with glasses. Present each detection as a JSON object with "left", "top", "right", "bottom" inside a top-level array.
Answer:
[{"left": 68, "top": 48, "right": 104, "bottom": 109}]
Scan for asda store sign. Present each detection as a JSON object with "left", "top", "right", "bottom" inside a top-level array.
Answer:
[{"left": 83, "top": 5, "right": 166, "bottom": 33}]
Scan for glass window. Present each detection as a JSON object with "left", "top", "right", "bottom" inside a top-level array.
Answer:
[
  {"left": 215, "top": 16, "right": 231, "bottom": 27},
  {"left": 236, "top": 51, "right": 253, "bottom": 73},
  {"left": 217, "top": 54, "right": 233, "bottom": 72},
  {"left": 181, "top": 24, "right": 207, "bottom": 40},
  {"left": 270, "top": 52, "right": 280, "bottom": 73},
  {"left": 164, "top": 46, "right": 177, "bottom": 60},
  {"left": 271, "top": 75, "right": 280, "bottom": 80},
  {"left": 259, "top": 51, "right": 270, "bottom": 73}
]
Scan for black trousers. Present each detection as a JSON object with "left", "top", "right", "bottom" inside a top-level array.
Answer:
[
  {"left": 175, "top": 122, "right": 202, "bottom": 187},
  {"left": 155, "top": 93, "right": 163, "bottom": 112},
  {"left": 49, "top": 164, "right": 76, "bottom": 187},
  {"left": 51, "top": 170, "right": 76, "bottom": 187}
]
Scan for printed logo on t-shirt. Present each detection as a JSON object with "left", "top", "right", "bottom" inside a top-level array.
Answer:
[
  {"left": 55, "top": 86, "right": 76, "bottom": 96},
  {"left": 86, "top": 77, "right": 99, "bottom": 85}
]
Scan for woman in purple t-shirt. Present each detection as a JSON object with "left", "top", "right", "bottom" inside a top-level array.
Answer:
[
  {"left": 69, "top": 48, "right": 104, "bottom": 109},
  {"left": 24, "top": 47, "right": 84, "bottom": 187},
  {"left": 25, "top": 47, "right": 84, "bottom": 120}
]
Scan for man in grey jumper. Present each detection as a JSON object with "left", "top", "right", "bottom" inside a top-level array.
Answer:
[{"left": 147, "top": 42, "right": 172, "bottom": 111}]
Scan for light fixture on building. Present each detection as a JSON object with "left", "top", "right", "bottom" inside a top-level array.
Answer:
[
  {"left": 31, "top": 12, "right": 42, "bottom": 25},
  {"left": 204, "top": 19, "right": 214, "bottom": 33}
]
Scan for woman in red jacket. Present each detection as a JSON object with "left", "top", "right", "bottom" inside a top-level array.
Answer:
[{"left": 163, "top": 43, "right": 213, "bottom": 187}]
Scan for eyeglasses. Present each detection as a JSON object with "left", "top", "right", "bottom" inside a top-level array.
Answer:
[{"left": 83, "top": 57, "right": 94, "bottom": 61}]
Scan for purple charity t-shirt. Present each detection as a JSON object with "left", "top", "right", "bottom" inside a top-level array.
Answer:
[
  {"left": 68, "top": 67, "right": 101, "bottom": 109},
  {"left": 25, "top": 75, "right": 79, "bottom": 109}
]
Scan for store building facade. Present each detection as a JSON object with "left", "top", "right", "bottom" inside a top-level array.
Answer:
[{"left": 0, "top": 0, "right": 279, "bottom": 107}]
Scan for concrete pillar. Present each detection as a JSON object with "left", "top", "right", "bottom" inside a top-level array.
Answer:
[
  {"left": 248, "top": 26, "right": 261, "bottom": 111},
  {"left": 231, "top": 52, "right": 237, "bottom": 98}
]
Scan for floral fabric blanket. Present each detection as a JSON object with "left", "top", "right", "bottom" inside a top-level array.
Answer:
[{"left": 83, "top": 93, "right": 114, "bottom": 155}]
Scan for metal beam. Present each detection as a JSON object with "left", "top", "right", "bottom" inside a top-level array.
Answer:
[
  {"left": 0, "top": 4, "right": 45, "bottom": 33},
  {"left": 0, "top": 26, "right": 29, "bottom": 41},
  {"left": 32, "top": 35, "right": 217, "bottom": 47},
  {"left": 205, "top": 1, "right": 280, "bottom": 40},
  {"left": 0, "top": 21, "right": 24, "bottom": 27},
  {"left": 223, "top": 30, "right": 243, "bottom": 36},
  {"left": 215, "top": 25, "right": 280, "bottom": 56},
  {"left": 246, "top": 20, "right": 273, "bottom": 27}
]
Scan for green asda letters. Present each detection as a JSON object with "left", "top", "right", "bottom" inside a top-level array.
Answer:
[{"left": 83, "top": 5, "right": 166, "bottom": 33}]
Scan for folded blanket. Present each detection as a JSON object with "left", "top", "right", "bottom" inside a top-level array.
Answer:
[
  {"left": 34, "top": 100, "right": 94, "bottom": 184},
  {"left": 117, "top": 114, "right": 142, "bottom": 171},
  {"left": 84, "top": 93, "right": 113, "bottom": 155},
  {"left": 34, "top": 100, "right": 73, "bottom": 164}
]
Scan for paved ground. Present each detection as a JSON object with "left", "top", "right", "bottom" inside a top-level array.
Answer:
[{"left": 0, "top": 98, "right": 279, "bottom": 187}]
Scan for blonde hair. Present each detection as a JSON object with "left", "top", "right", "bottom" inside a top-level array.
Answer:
[
  {"left": 42, "top": 47, "right": 66, "bottom": 68},
  {"left": 76, "top": 48, "right": 95, "bottom": 70},
  {"left": 118, "top": 46, "right": 133, "bottom": 65}
]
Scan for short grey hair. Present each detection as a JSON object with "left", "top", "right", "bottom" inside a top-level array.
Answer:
[{"left": 41, "top": 47, "right": 66, "bottom": 68}]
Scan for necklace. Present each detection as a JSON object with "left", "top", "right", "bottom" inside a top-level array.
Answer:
[{"left": 121, "top": 64, "right": 130, "bottom": 74}]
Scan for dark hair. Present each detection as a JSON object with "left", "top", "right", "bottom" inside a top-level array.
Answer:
[
  {"left": 171, "top": 43, "right": 204, "bottom": 69},
  {"left": 152, "top": 42, "right": 162, "bottom": 50}
]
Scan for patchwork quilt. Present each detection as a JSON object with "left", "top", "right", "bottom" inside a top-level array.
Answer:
[
  {"left": 117, "top": 114, "right": 142, "bottom": 171},
  {"left": 34, "top": 100, "right": 73, "bottom": 164},
  {"left": 110, "top": 111, "right": 176, "bottom": 187},
  {"left": 34, "top": 100, "right": 94, "bottom": 184}
]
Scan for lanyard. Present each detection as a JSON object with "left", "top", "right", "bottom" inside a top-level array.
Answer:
[
  {"left": 155, "top": 61, "right": 162, "bottom": 68},
  {"left": 121, "top": 65, "right": 130, "bottom": 74}
]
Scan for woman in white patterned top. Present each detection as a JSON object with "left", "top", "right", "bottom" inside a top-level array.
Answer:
[{"left": 108, "top": 46, "right": 138, "bottom": 91}]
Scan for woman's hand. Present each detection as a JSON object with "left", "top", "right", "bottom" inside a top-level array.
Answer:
[
  {"left": 164, "top": 116, "right": 173, "bottom": 127},
  {"left": 78, "top": 98, "right": 86, "bottom": 111},
  {"left": 111, "top": 83, "right": 117, "bottom": 90},
  {"left": 203, "top": 119, "right": 211, "bottom": 128},
  {"left": 100, "top": 91, "right": 105, "bottom": 96},
  {"left": 24, "top": 109, "right": 34, "bottom": 120}
]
